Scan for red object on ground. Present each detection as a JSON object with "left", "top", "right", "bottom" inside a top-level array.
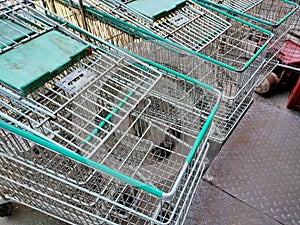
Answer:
[
  {"left": 277, "top": 39, "right": 300, "bottom": 111},
  {"left": 287, "top": 76, "right": 300, "bottom": 111},
  {"left": 278, "top": 40, "right": 300, "bottom": 65}
]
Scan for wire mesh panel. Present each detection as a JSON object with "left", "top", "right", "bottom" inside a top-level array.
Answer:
[
  {"left": 0, "top": 1, "right": 221, "bottom": 224},
  {"left": 32, "top": 0, "right": 272, "bottom": 142}
]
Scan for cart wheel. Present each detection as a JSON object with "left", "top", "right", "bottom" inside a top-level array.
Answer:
[{"left": 0, "top": 202, "right": 12, "bottom": 217}]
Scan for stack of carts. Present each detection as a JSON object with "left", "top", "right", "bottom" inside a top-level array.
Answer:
[
  {"left": 0, "top": 1, "right": 221, "bottom": 224},
  {"left": 1, "top": 0, "right": 300, "bottom": 224},
  {"left": 33, "top": 0, "right": 276, "bottom": 142}
]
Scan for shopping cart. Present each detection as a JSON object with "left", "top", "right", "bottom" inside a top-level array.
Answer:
[
  {"left": 195, "top": 0, "right": 299, "bottom": 83},
  {"left": 33, "top": 0, "right": 273, "bottom": 142},
  {"left": 0, "top": 1, "right": 221, "bottom": 224}
]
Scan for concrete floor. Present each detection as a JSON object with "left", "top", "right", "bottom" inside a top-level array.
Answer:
[
  {"left": 0, "top": 203, "right": 65, "bottom": 225},
  {"left": 0, "top": 90, "right": 299, "bottom": 225}
]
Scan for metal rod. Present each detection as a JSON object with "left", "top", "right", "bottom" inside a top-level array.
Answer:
[
  {"left": 83, "top": 90, "right": 134, "bottom": 144},
  {"left": 49, "top": 0, "right": 57, "bottom": 13},
  {"left": 278, "top": 64, "right": 300, "bottom": 74},
  {"left": 78, "top": 0, "right": 89, "bottom": 31}
]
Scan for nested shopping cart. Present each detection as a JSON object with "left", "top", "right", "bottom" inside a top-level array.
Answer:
[
  {"left": 195, "top": 0, "right": 299, "bottom": 83},
  {"left": 34, "top": 0, "right": 273, "bottom": 142},
  {"left": 0, "top": 1, "right": 221, "bottom": 224}
]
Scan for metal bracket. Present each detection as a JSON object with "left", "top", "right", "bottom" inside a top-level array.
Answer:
[
  {"left": 168, "top": 14, "right": 189, "bottom": 27},
  {"left": 56, "top": 67, "right": 96, "bottom": 94}
]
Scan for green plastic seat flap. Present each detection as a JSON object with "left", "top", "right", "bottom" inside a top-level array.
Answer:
[
  {"left": 126, "top": 0, "right": 186, "bottom": 20},
  {"left": 0, "top": 30, "right": 90, "bottom": 96},
  {"left": 0, "top": 18, "right": 35, "bottom": 49}
]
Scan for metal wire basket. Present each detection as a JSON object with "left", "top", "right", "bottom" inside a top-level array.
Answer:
[
  {"left": 32, "top": 0, "right": 273, "bottom": 142},
  {"left": 196, "top": 0, "right": 299, "bottom": 82},
  {"left": 0, "top": 1, "right": 221, "bottom": 224}
]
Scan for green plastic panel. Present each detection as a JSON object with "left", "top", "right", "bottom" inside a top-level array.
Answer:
[
  {"left": 126, "top": 0, "right": 186, "bottom": 19},
  {"left": 0, "top": 30, "right": 89, "bottom": 96},
  {"left": 0, "top": 18, "right": 35, "bottom": 49}
]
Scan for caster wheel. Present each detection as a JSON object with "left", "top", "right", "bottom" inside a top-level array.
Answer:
[{"left": 0, "top": 202, "right": 12, "bottom": 217}]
